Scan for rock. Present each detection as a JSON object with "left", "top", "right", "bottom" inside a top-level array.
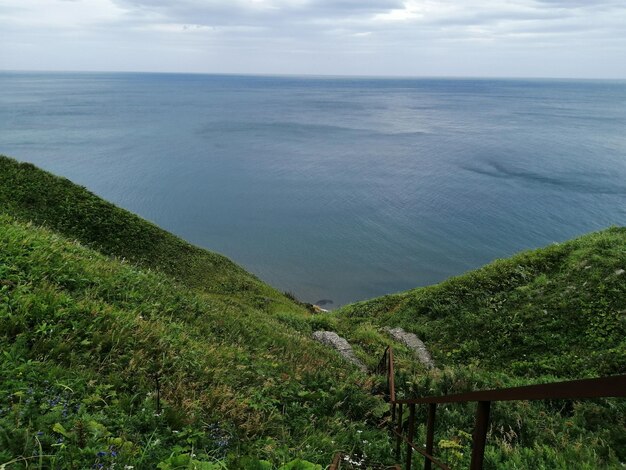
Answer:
[
  {"left": 384, "top": 327, "right": 435, "bottom": 369},
  {"left": 312, "top": 305, "right": 329, "bottom": 313},
  {"left": 312, "top": 331, "right": 367, "bottom": 372}
]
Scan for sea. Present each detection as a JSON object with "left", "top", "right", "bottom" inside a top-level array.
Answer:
[{"left": 1, "top": 72, "right": 625, "bottom": 307}]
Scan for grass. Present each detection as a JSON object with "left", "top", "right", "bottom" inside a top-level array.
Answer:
[
  {"left": 0, "top": 214, "right": 389, "bottom": 469},
  {"left": 1, "top": 154, "right": 625, "bottom": 468},
  {"left": 336, "top": 227, "right": 626, "bottom": 379},
  {"left": 333, "top": 225, "right": 626, "bottom": 468},
  {"left": 0, "top": 156, "right": 391, "bottom": 468},
  {"left": 0, "top": 156, "right": 296, "bottom": 314}
]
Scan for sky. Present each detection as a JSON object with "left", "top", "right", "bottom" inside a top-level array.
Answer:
[{"left": 1, "top": 0, "right": 626, "bottom": 78}]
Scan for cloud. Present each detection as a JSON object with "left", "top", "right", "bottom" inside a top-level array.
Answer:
[{"left": 0, "top": 0, "right": 625, "bottom": 77}]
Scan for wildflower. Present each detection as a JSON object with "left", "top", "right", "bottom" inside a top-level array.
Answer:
[{"left": 97, "top": 451, "right": 108, "bottom": 457}]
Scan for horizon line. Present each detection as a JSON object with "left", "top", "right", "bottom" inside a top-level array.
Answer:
[{"left": 1, "top": 68, "right": 625, "bottom": 82}]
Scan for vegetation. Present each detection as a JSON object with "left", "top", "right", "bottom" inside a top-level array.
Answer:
[
  {"left": 0, "top": 157, "right": 295, "bottom": 313},
  {"left": 332, "top": 225, "right": 626, "bottom": 468},
  {"left": 0, "top": 156, "right": 390, "bottom": 468},
  {"left": 1, "top": 155, "right": 625, "bottom": 468},
  {"left": 337, "top": 226, "right": 626, "bottom": 378}
]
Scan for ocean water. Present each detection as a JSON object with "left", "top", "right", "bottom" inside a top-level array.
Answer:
[{"left": 1, "top": 72, "right": 625, "bottom": 307}]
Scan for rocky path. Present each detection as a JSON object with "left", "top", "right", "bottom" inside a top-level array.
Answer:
[
  {"left": 312, "top": 331, "right": 368, "bottom": 372},
  {"left": 384, "top": 327, "right": 435, "bottom": 369}
]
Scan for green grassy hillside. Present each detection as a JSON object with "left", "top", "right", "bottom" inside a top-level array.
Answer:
[
  {"left": 1, "top": 155, "right": 625, "bottom": 469},
  {"left": 0, "top": 156, "right": 390, "bottom": 468},
  {"left": 0, "top": 156, "right": 295, "bottom": 313},
  {"left": 0, "top": 216, "right": 387, "bottom": 469},
  {"left": 329, "top": 227, "right": 626, "bottom": 468},
  {"left": 337, "top": 227, "right": 626, "bottom": 378}
]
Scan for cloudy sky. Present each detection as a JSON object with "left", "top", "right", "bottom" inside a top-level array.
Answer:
[{"left": 1, "top": 0, "right": 625, "bottom": 77}]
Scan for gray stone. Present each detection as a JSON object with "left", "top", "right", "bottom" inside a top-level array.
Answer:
[
  {"left": 312, "top": 331, "right": 367, "bottom": 372},
  {"left": 384, "top": 327, "right": 435, "bottom": 369}
]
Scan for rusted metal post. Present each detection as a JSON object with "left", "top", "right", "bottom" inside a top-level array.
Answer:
[
  {"left": 470, "top": 401, "right": 491, "bottom": 470},
  {"left": 389, "top": 347, "right": 396, "bottom": 403},
  {"left": 405, "top": 403, "right": 416, "bottom": 470},
  {"left": 385, "top": 349, "right": 389, "bottom": 390},
  {"left": 395, "top": 402, "right": 404, "bottom": 460},
  {"left": 424, "top": 403, "right": 436, "bottom": 470}
]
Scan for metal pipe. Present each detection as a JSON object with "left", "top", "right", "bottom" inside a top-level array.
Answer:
[
  {"left": 470, "top": 401, "right": 491, "bottom": 470},
  {"left": 406, "top": 403, "right": 416, "bottom": 470},
  {"left": 424, "top": 403, "right": 436, "bottom": 470}
]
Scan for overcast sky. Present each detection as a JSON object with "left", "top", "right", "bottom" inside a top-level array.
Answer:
[{"left": 1, "top": 0, "right": 625, "bottom": 78}]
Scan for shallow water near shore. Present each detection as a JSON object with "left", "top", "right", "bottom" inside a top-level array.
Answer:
[{"left": 1, "top": 72, "right": 625, "bottom": 306}]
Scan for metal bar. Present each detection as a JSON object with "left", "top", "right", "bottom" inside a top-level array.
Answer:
[
  {"left": 377, "top": 347, "right": 388, "bottom": 375},
  {"left": 405, "top": 404, "right": 416, "bottom": 470},
  {"left": 391, "top": 428, "right": 451, "bottom": 470},
  {"left": 329, "top": 452, "right": 341, "bottom": 470},
  {"left": 389, "top": 347, "right": 396, "bottom": 403},
  {"left": 386, "top": 350, "right": 390, "bottom": 400},
  {"left": 395, "top": 374, "right": 626, "bottom": 405},
  {"left": 424, "top": 403, "right": 436, "bottom": 470},
  {"left": 395, "top": 403, "right": 404, "bottom": 460},
  {"left": 470, "top": 401, "right": 491, "bottom": 470}
]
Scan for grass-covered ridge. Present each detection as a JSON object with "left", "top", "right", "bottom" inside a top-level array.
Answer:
[
  {"left": 0, "top": 156, "right": 391, "bottom": 468},
  {"left": 329, "top": 226, "right": 626, "bottom": 468},
  {"left": 0, "top": 156, "right": 295, "bottom": 312},
  {"left": 336, "top": 227, "right": 626, "bottom": 379},
  {"left": 0, "top": 215, "right": 388, "bottom": 468},
  {"left": 1, "top": 155, "right": 625, "bottom": 468}
]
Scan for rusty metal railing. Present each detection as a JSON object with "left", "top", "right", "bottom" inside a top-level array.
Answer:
[{"left": 377, "top": 346, "right": 626, "bottom": 470}]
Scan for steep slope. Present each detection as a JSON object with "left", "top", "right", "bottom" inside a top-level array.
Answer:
[
  {"left": 0, "top": 215, "right": 388, "bottom": 468},
  {"left": 0, "top": 157, "right": 390, "bottom": 468},
  {"left": 337, "top": 228, "right": 626, "bottom": 378},
  {"left": 330, "top": 228, "right": 626, "bottom": 468},
  {"left": 2, "top": 156, "right": 625, "bottom": 468},
  {"left": 0, "top": 155, "right": 295, "bottom": 313}
]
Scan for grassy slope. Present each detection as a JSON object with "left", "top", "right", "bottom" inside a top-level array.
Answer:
[
  {"left": 0, "top": 156, "right": 296, "bottom": 313},
  {"left": 0, "top": 157, "right": 390, "bottom": 468},
  {"left": 2, "top": 155, "right": 625, "bottom": 468},
  {"left": 337, "top": 228, "right": 626, "bottom": 378},
  {"left": 331, "top": 228, "right": 626, "bottom": 468}
]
